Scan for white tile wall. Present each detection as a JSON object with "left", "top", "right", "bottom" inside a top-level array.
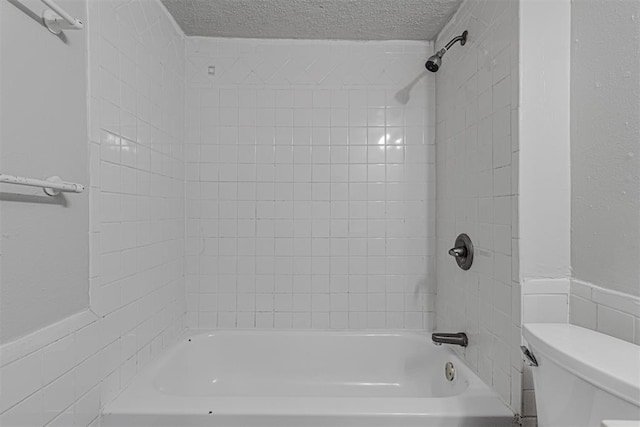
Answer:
[
  {"left": 434, "top": 0, "right": 521, "bottom": 414},
  {"left": 570, "top": 279, "right": 640, "bottom": 345},
  {"left": 184, "top": 38, "right": 436, "bottom": 330},
  {"left": 0, "top": 1, "right": 553, "bottom": 425},
  {"left": 0, "top": 0, "right": 186, "bottom": 425},
  {"left": 522, "top": 278, "right": 570, "bottom": 324},
  {"left": 523, "top": 294, "right": 568, "bottom": 324}
]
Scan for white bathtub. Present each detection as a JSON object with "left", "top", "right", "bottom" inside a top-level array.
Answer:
[{"left": 102, "top": 330, "right": 514, "bottom": 426}]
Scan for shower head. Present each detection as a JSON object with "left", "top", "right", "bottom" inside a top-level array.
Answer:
[
  {"left": 425, "top": 30, "right": 468, "bottom": 73},
  {"left": 425, "top": 51, "right": 444, "bottom": 72}
]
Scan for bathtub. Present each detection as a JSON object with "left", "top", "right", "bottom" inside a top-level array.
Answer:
[{"left": 102, "top": 330, "right": 514, "bottom": 426}]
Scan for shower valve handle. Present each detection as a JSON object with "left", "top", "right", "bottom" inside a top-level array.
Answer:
[{"left": 448, "top": 246, "right": 466, "bottom": 258}]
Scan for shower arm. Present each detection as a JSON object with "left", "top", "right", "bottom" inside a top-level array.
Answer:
[
  {"left": 437, "top": 30, "right": 468, "bottom": 57},
  {"left": 444, "top": 33, "right": 466, "bottom": 50}
]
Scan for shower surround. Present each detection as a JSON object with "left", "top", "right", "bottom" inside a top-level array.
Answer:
[
  {"left": 0, "top": 0, "right": 536, "bottom": 425},
  {"left": 184, "top": 38, "right": 437, "bottom": 330}
]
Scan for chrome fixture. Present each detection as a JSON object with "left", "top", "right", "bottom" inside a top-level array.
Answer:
[
  {"left": 445, "top": 362, "right": 456, "bottom": 381},
  {"left": 425, "top": 30, "right": 468, "bottom": 72},
  {"left": 520, "top": 346, "right": 538, "bottom": 367},
  {"left": 449, "top": 233, "right": 474, "bottom": 270},
  {"left": 432, "top": 332, "right": 468, "bottom": 347}
]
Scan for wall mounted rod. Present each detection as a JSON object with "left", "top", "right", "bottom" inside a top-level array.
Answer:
[
  {"left": 41, "top": 0, "right": 84, "bottom": 34},
  {"left": 0, "top": 174, "right": 85, "bottom": 196}
]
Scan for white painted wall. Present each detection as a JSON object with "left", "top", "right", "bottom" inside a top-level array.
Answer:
[
  {"left": 0, "top": 0, "right": 89, "bottom": 343},
  {"left": 185, "top": 38, "right": 436, "bottom": 330},
  {"left": 570, "top": 0, "right": 640, "bottom": 298},
  {"left": 517, "top": 2, "right": 571, "bottom": 423},
  {"left": 518, "top": 0, "right": 571, "bottom": 284},
  {"left": 568, "top": 0, "right": 640, "bottom": 345},
  {"left": 434, "top": 0, "right": 521, "bottom": 413},
  {"left": 0, "top": 0, "right": 186, "bottom": 425}
]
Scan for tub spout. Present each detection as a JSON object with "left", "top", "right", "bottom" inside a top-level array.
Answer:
[{"left": 432, "top": 332, "right": 468, "bottom": 347}]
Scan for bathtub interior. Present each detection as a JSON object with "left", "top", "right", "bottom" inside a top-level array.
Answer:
[
  {"left": 151, "top": 331, "right": 469, "bottom": 398},
  {"left": 102, "top": 330, "right": 515, "bottom": 427}
]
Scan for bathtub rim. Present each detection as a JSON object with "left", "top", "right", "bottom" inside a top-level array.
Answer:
[{"left": 103, "top": 329, "right": 514, "bottom": 420}]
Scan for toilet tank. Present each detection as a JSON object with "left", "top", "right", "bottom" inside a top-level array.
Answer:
[{"left": 523, "top": 323, "right": 640, "bottom": 427}]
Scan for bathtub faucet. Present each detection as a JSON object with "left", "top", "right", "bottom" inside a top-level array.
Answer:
[{"left": 432, "top": 332, "right": 468, "bottom": 347}]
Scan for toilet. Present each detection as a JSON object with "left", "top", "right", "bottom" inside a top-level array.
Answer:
[{"left": 523, "top": 323, "right": 640, "bottom": 427}]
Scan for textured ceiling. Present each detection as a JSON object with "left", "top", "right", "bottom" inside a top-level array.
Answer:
[{"left": 160, "top": 0, "right": 462, "bottom": 40}]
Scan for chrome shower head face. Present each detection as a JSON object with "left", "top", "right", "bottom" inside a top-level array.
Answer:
[
  {"left": 425, "top": 54, "right": 441, "bottom": 72},
  {"left": 425, "top": 49, "right": 445, "bottom": 73}
]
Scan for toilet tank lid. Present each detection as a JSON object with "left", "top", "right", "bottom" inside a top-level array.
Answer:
[{"left": 523, "top": 323, "right": 640, "bottom": 407}]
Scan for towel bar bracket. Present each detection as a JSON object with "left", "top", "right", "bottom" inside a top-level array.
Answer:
[
  {"left": 40, "top": 0, "right": 84, "bottom": 35},
  {"left": 42, "top": 9, "right": 83, "bottom": 34}
]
